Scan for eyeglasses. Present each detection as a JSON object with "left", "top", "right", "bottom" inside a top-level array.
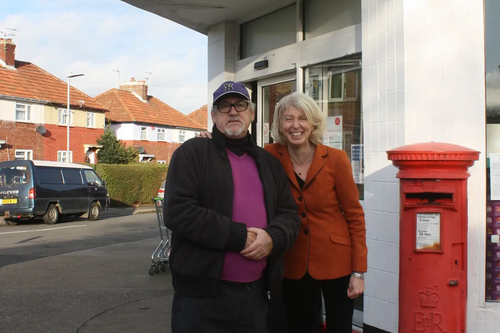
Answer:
[{"left": 215, "top": 101, "right": 250, "bottom": 113}]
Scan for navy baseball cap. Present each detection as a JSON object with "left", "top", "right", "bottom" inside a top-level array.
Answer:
[{"left": 213, "top": 81, "right": 250, "bottom": 105}]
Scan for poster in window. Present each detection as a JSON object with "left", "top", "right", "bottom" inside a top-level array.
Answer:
[
  {"left": 324, "top": 116, "right": 342, "bottom": 150},
  {"left": 351, "top": 144, "right": 363, "bottom": 184}
]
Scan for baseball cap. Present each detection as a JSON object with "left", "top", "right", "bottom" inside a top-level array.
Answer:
[{"left": 213, "top": 81, "right": 250, "bottom": 105}]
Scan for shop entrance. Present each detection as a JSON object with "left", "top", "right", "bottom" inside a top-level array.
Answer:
[{"left": 256, "top": 74, "right": 296, "bottom": 147}]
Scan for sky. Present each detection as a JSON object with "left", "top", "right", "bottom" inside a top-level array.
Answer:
[{"left": 0, "top": 0, "right": 208, "bottom": 114}]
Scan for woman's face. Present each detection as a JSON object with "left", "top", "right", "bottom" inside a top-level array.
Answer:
[{"left": 281, "top": 105, "right": 314, "bottom": 147}]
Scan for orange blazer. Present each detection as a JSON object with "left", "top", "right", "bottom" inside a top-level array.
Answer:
[{"left": 265, "top": 143, "right": 367, "bottom": 280}]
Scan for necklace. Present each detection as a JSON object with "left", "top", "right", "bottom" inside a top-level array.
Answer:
[{"left": 291, "top": 152, "right": 314, "bottom": 177}]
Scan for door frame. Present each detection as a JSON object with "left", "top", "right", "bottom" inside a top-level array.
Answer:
[{"left": 256, "top": 72, "right": 296, "bottom": 147}]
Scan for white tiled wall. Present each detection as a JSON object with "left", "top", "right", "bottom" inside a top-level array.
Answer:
[
  {"left": 363, "top": 0, "right": 488, "bottom": 332},
  {"left": 362, "top": 0, "right": 403, "bottom": 330}
]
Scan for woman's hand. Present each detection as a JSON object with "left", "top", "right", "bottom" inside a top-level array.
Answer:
[
  {"left": 196, "top": 131, "right": 212, "bottom": 138},
  {"left": 347, "top": 275, "right": 365, "bottom": 299}
]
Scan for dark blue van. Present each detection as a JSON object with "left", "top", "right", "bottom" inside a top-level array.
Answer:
[{"left": 0, "top": 160, "right": 109, "bottom": 225}]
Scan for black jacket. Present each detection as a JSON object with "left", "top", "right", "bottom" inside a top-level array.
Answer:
[{"left": 164, "top": 126, "right": 300, "bottom": 297}]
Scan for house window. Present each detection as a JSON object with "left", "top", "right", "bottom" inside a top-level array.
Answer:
[
  {"left": 15, "top": 149, "right": 33, "bottom": 160},
  {"left": 16, "top": 104, "right": 32, "bottom": 122},
  {"left": 57, "top": 151, "right": 73, "bottom": 163},
  {"left": 141, "top": 127, "right": 147, "bottom": 140},
  {"left": 58, "top": 108, "right": 73, "bottom": 125},
  {"left": 157, "top": 128, "right": 166, "bottom": 141},
  {"left": 87, "top": 112, "right": 95, "bottom": 127},
  {"left": 179, "top": 130, "right": 186, "bottom": 143}
]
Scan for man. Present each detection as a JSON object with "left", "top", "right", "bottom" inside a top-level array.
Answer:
[{"left": 164, "top": 81, "right": 300, "bottom": 333}]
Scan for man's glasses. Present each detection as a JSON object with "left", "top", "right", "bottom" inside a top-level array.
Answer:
[{"left": 215, "top": 101, "right": 250, "bottom": 113}]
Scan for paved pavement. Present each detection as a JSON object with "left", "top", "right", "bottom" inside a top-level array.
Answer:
[
  {"left": 0, "top": 205, "right": 157, "bottom": 226},
  {"left": 0, "top": 207, "right": 172, "bottom": 333}
]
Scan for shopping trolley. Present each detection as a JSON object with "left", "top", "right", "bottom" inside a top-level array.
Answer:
[{"left": 148, "top": 198, "right": 171, "bottom": 275}]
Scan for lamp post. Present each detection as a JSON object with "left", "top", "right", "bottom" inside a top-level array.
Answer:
[{"left": 66, "top": 73, "right": 85, "bottom": 163}]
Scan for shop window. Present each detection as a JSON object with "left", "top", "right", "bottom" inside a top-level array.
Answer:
[
  {"left": 305, "top": 54, "right": 363, "bottom": 199},
  {"left": 304, "top": 0, "right": 361, "bottom": 40},
  {"left": 240, "top": 4, "right": 296, "bottom": 59},
  {"left": 16, "top": 104, "right": 32, "bottom": 122},
  {"left": 485, "top": 0, "right": 500, "bottom": 303}
]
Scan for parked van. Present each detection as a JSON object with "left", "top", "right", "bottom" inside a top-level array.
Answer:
[{"left": 0, "top": 160, "right": 109, "bottom": 225}]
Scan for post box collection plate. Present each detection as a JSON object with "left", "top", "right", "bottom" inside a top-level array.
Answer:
[{"left": 416, "top": 213, "right": 441, "bottom": 251}]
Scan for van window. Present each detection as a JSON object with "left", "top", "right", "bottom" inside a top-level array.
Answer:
[
  {"left": 83, "top": 169, "right": 103, "bottom": 186},
  {"left": 62, "top": 168, "right": 83, "bottom": 185},
  {"left": 37, "top": 167, "right": 63, "bottom": 185},
  {"left": 0, "top": 165, "right": 30, "bottom": 185}
]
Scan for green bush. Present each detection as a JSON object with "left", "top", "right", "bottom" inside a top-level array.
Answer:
[{"left": 90, "top": 163, "right": 168, "bottom": 207}]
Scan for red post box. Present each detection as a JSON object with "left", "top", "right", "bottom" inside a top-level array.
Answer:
[{"left": 387, "top": 142, "right": 480, "bottom": 333}]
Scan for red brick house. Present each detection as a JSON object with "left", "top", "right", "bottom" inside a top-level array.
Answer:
[
  {"left": 187, "top": 105, "right": 208, "bottom": 130},
  {"left": 95, "top": 79, "right": 205, "bottom": 163},
  {"left": 0, "top": 38, "right": 108, "bottom": 163}
]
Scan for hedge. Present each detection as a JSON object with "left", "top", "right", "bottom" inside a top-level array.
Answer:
[{"left": 89, "top": 163, "right": 168, "bottom": 207}]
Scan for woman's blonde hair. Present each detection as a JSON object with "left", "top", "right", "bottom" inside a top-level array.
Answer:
[{"left": 271, "top": 92, "right": 326, "bottom": 145}]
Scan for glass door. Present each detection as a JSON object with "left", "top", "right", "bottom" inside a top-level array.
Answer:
[{"left": 257, "top": 74, "right": 296, "bottom": 147}]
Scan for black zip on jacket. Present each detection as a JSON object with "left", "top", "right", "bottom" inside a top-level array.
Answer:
[{"left": 163, "top": 125, "right": 301, "bottom": 298}]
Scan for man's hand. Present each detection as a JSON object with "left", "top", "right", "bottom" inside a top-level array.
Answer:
[
  {"left": 347, "top": 275, "right": 365, "bottom": 299},
  {"left": 240, "top": 227, "right": 273, "bottom": 260},
  {"left": 245, "top": 230, "right": 257, "bottom": 249},
  {"left": 196, "top": 131, "right": 212, "bottom": 138}
]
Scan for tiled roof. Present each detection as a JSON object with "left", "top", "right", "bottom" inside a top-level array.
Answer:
[
  {"left": 0, "top": 61, "right": 107, "bottom": 112},
  {"left": 187, "top": 105, "right": 208, "bottom": 130},
  {"left": 95, "top": 89, "right": 205, "bottom": 130}
]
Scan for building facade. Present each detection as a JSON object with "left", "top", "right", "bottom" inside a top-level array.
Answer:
[
  {"left": 0, "top": 38, "right": 107, "bottom": 164},
  {"left": 96, "top": 79, "right": 205, "bottom": 163},
  {"left": 120, "top": 0, "right": 497, "bottom": 331}
]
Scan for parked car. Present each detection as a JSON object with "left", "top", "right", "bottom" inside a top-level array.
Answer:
[
  {"left": 0, "top": 160, "right": 109, "bottom": 225},
  {"left": 157, "top": 179, "right": 166, "bottom": 198}
]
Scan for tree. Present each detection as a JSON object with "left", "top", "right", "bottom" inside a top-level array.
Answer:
[{"left": 96, "top": 125, "right": 138, "bottom": 164}]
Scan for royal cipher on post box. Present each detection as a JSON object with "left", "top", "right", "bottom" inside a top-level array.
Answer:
[{"left": 387, "top": 142, "right": 479, "bottom": 333}]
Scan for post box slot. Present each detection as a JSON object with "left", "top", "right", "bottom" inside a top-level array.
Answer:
[{"left": 405, "top": 192, "right": 453, "bottom": 205}]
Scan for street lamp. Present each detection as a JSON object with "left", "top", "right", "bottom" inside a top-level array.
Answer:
[{"left": 66, "top": 73, "right": 85, "bottom": 163}]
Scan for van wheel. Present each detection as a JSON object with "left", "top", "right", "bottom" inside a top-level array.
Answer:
[
  {"left": 4, "top": 218, "right": 18, "bottom": 226},
  {"left": 88, "top": 202, "right": 100, "bottom": 221},
  {"left": 43, "top": 205, "right": 59, "bottom": 225}
]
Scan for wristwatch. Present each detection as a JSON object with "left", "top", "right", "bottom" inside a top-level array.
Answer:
[{"left": 351, "top": 272, "right": 365, "bottom": 280}]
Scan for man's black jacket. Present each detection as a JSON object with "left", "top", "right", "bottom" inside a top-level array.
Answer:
[{"left": 163, "top": 127, "right": 300, "bottom": 298}]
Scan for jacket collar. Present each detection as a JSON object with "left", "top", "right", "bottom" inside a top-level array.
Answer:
[{"left": 277, "top": 143, "right": 329, "bottom": 190}]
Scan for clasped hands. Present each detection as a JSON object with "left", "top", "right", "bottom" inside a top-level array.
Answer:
[{"left": 241, "top": 227, "right": 273, "bottom": 260}]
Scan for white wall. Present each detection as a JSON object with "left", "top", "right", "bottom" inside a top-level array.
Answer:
[
  {"left": 362, "top": 0, "right": 487, "bottom": 332},
  {"left": 0, "top": 99, "right": 44, "bottom": 123},
  {"left": 111, "top": 123, "right": 199, "bottom": 143}
]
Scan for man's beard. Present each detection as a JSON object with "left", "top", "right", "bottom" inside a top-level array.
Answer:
[{"left": 224, "top": 119, "right": 245, "bottom": 137}]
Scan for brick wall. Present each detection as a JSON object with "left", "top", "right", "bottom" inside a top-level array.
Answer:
[
  {"left": 122, "top": 140, "right": 182, "bottom": 164},
  {"left": 42, "top": 124, "right": 104, "bottom": 163},
  {"left": 0, "top": 120, "right": 44, "bottom": 160}
]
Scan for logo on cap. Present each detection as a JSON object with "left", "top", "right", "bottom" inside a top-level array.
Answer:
[{"left": 223, "top": 82, "right": 234, "bottom": 92}]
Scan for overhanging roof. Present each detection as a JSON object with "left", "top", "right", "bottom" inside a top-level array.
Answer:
[{"left": 120, "top": 0, "right": 295, "bottom": 34}]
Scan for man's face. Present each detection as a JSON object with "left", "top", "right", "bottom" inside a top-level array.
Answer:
[{"left": 212, "top": 95, "right": 255, "bottom": 139}]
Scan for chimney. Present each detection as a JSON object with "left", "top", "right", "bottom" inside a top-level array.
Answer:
[
  {"left": 0, "top": 38, "right": 16, "bottom": 67},
  {"left": 119, "top": 77, "right": 148, "bottom": 101}
]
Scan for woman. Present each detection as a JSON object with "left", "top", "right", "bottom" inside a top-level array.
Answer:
[{"left": 265, "top": 92, "right": 367, "bottom": 333}]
